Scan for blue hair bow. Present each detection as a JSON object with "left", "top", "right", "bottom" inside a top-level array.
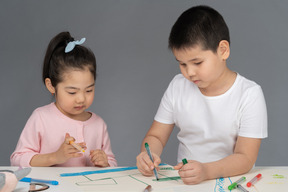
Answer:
[{"left": 65, "top": 37, "right": 86, "bottom": 53}]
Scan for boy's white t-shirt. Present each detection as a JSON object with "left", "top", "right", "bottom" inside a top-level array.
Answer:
[{"left": 155, "top": 73, "right": 268, "bottom": 163}]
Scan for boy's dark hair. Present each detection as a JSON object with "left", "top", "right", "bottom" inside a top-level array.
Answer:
[
  {"left": 43, "top": 31, "right": 96, "bottom": 87},
  {"left": 169, "top": 5, "right": 230, "bottom": 53}
]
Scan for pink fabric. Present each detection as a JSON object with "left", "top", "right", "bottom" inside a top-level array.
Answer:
[{"left": 10, "top": 103, "right": 117, "bottom": 167}]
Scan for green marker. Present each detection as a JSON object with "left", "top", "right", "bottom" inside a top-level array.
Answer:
[
  {"left": 145, "top": 143, "right": 159, "bottom": 180},
  {"left": 228, "top": 176, "right": 246, "bottom": 190},
  {"left": 182, "top": 158, "right": 188, "bottom": 165}
]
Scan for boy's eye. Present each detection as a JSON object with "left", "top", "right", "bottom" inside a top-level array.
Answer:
[
  {"left": 180, "top": 63, "right": 186, "bottom": 67},
  {"left": 68, "top": 92, "right": 76, "bottom": 95},
  {"left": 86, "top": 89, "right": 93, "bottom": 93},
  {"left": 194, "top": 61, "right": 202, "bottom": 65}
]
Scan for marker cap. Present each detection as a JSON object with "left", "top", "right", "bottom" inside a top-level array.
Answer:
[{"left": 182, "top": 158, "right": 188, "bottom": 165}]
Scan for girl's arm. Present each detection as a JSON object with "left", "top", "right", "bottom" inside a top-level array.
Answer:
[
  {"left": 136, "top": 120, "right": 174, "bottom": 175},
  {"left": 90, "top": 123, "right": 117, "bottom": 167},
  {"left": 30, "top": 133, "right": 85, "bottom": 167}
]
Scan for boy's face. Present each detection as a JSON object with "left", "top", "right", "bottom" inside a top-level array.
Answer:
[{"left": 173, "top": 44, "right": 228, "bottom": 93}]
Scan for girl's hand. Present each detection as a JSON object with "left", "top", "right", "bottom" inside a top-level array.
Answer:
[
  {"left": 90, "top": 149, "right": 109, "bottom": 167},
  {"left": 174, "top": 160, "right": 207, "bottom": 185},
  {"left": 54, "top": 133, "right": 86, "bottom": 164},
  {"left": 136, "top": 151, "right": 161, "bottom": 176}
]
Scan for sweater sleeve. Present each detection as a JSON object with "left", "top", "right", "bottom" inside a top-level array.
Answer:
[
  {"left": 101, "top": 122, "right": 117, "bottom": 167},
  {"left": 10, "top": 110, "right": 43, "bottom": 167}
]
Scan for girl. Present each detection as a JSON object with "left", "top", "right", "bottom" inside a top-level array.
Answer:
[{"left": 10, "top": 32, "right": 117, "bottom": 167}]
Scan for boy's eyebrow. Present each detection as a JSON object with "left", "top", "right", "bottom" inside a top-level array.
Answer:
[
  {"left": 175, "top": 58, "right": 201, "bottom": 63},
  {"left": 65, "top": 83, "right": 95, "bottom": 90}
]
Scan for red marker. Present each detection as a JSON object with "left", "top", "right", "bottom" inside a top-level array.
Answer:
[{"left": 246, "top": 173, "right": 262, "bottom": 187}]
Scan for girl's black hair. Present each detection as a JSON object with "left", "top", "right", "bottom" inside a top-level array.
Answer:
[
  {"left": 42, "top": 31, "right": 96, "bottom": 87},
  {"left": 169, "top": 5, "right": 230, "bottom": 53}
]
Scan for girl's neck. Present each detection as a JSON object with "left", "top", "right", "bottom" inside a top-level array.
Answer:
[
  {"left": 71, "top": 111, "right": 92, "bottom": 121},
  {"left": 54, "top": 102, "right": 92, "bottom": 122}
]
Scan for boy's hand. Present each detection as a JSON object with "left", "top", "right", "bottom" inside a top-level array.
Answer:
[
  {"left": 174, "top": 160, "right": 207, "bottom": 185},
  {"left": 90, "top": 149, "right": 109, "bottom": 167},
  {"left": 136, "top": 151, "right": 161, "bottom": 176},
  {"left": 53, "top": 133, "right": 86, "bottom": 164}
]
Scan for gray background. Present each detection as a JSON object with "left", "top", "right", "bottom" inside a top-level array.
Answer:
[{"left": 0, "top": 1, "right": 287, "bottom": 166}]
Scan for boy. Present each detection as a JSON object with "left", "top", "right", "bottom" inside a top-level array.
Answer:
[{"left": 136, "top": 5, "right": 267, "bottom": 184}]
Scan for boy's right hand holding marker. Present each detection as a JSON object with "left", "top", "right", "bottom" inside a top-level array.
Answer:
[
  {"left": 136, "top": 151, "right": 161, "bottom": 176},
  {"left": 137, "top": 149, "right": 208, "bottom": 185},
  {"left": 136, "top": 120, "right": 174, "bottom": 177}
]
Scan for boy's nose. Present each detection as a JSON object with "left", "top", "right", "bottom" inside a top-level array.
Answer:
[{"left": 186, "top": 66, "right": 196, "bottom": 77}]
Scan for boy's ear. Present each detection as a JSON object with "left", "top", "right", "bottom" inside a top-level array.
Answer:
[
  {"left": 45, "top": 78, "right": 55, "bottom": 94},
  {"left": 218, "top": 40, "right": 230, "bottom": 60}
]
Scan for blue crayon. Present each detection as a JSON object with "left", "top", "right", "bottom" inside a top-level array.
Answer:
[{"left": 20, "top": 177, "right": 59, "bottom": 185}]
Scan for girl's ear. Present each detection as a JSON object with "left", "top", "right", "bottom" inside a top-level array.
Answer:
[
  {"left": 45, "top": 78, "right": 55, "bottom": 94},
  {"left": 218, "top": 40, "right": 230, "bottom": 61}
]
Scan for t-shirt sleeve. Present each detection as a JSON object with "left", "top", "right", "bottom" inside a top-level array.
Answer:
[
  {"left": 154, "top": 77, "right": 176, "bottom": 124},
  {"left": 10, "top": 110, "right": 43, "bottom": 167},
  {"left": 238, "top": 85, "right": 268, "bottom": 138}
]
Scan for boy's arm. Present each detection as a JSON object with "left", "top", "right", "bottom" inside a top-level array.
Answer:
[
  {"left": 205, "top": 136, "right": 261, "bottom": 179},
  {"left": 137, "top": 120, "right": 174, "bottom": 175},
  {"left": 176, "top": 136, "right": 261, "bottom": 184},
  {"left": 140, "top": 120, "right": 174, "bottom": 156}
]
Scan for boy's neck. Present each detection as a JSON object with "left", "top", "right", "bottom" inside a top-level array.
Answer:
[{"left": 200, "top": 69, "right": 237, "bottom": 97}]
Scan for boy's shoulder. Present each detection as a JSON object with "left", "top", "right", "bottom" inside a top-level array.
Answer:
[{"left": 236, "top": 73, "right": 261, "bottom": 91}]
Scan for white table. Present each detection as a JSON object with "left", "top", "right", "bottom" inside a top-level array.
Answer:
[{"left": 1, "top": 166, "right": 287, "bottom": 192}]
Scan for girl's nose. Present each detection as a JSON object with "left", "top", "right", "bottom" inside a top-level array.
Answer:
[{"left": 76, "top": 93, "right": 85, "bottom": 103}]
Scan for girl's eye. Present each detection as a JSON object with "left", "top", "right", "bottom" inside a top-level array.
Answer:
[
  {"left": 68, "top": 92, "right": 76, "bottom": 95},
  {"left": 86, "top": 90, "right": 93, "bottom": 93},
  {"left": 180, "top": 63, "right": 186, "bottom": 67}
]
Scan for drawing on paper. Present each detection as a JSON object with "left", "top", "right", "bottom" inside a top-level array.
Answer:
[
  {"left": 74, "top": 167, "right": 181, "bottom": 186},
  {"left": 60, "top": 165, "right": 235, "bottom": 192}
]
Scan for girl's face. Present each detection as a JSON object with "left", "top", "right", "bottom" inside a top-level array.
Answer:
[
  {"left": 172, "top": 43, "right": 229, "bottom": 96},
  {"left": 54, "top": 67, "right": 95, "bottom": 121}
]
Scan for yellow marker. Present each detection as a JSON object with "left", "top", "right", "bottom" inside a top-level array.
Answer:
[{"left": 69, "top": 141, "right": 85, "bottom": 152}]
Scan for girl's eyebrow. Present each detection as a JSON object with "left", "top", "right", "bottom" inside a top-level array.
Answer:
[
  {"left": 65, "top": 83, "right": 95, "bottom": 90},
  {"left": 86, "top": 83, "right": 95, "bottom": 88}
]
